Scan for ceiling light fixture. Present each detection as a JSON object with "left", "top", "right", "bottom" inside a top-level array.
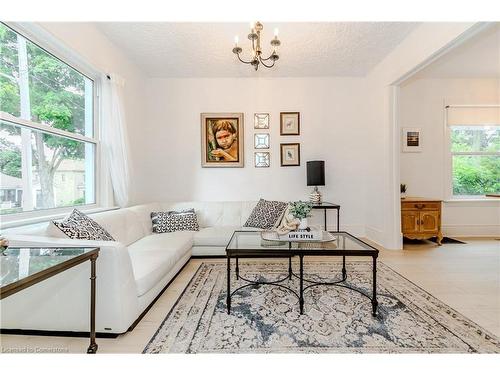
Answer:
[{"left": 232, "top": 21, "right": 281, "bottom": 71}]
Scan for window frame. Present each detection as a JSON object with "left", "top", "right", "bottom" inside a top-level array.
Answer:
[
  {"left": 0, "top": 22, "right": 106, "bottom": 226},
  {"left": 444, "top": 104, "right": 500, "bottom": 200}
]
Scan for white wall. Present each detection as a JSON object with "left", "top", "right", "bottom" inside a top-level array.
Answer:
[
  {"left": 400, "top": 78, "right": 500, "bottom": 237},
  {"left": 363, "top": 22, "right": 479, "bottom": 248},
  {"left": 136, "top": 77, "right": 369, "bottom": 234}
]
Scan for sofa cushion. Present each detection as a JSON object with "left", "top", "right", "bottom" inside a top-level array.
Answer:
[
  {"left": 244, "top": 198, "right": 287, "bottom": 229},
  {"left": 161, "top": 201, "right": 259, "bottom": 227},
  {"left": 126, "top": 203, "right": 162, "bottom": 236},
  {"left": 151, "top": 211, "right": 199, "bottom": 233},
  {"left": 128, "top": 232, "right": 193, "bottom": 296},
  {"left": 193, "top": 226, "right": 262, "bottom": 247},
  {"left": 89, "top": 209, "right": 146, "bottom": 246},
  {"left": 52, "top": 209, "right": 115, "bottom": 241}
]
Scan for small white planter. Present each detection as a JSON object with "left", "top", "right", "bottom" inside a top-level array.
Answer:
[{"left": 298, "top": 218, "right": 308, "bottom": 230}]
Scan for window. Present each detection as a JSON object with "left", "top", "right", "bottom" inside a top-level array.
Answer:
[
  {"left": 450, "top": 125, "right": 500, "bottom": 197},
  {"left": 0, "top": 23, "right": 97, "bottom": 216}
]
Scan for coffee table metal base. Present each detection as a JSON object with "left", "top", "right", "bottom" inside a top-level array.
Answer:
[{"left": 226, "top": 255, "right": 378, "bottom": 317}]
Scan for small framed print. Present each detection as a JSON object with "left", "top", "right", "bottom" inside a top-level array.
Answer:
[
  {"left": 254, "top": 113, "right": 270, "bottom": 129},
  {"left": 402, "top": 127, "right": 422, "bottom": 152},
  {"left": 280, "top": 112, "right": 300, "bottom": 135},
  {"left": 280, "top": 143, "right": 300, "bottom": 166},
  {"left": 254, "top": 133, "right": 270, "bottom": 149},
  {"left": 254, "top": 152, "right": 270, "bottom": 167}
]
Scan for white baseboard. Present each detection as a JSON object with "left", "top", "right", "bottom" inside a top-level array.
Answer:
[
  {"left": 364, "top": 226, "right": 386, "bottom": 249},
  {"left": 443, "top": 224, "right": 500, "bottom": 238}
]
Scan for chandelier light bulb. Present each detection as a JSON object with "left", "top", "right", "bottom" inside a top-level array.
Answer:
[
  {"left": 274, "top": 28, "right": 279, "bottom": 37},
  {"left": 234, "top": 35, "right": 239, "bottom": 46}
]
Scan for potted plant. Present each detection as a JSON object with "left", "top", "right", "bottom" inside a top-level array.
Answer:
[
  {"left": 400, "top": 183, "right": 407, "bottom": 199},
  {"left": 289, "top": 201, "right": 313, "bottom": 230}
]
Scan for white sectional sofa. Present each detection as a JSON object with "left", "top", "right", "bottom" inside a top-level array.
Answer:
[{"left": 1, "top": 201, "right": 261, "bottom": 334}]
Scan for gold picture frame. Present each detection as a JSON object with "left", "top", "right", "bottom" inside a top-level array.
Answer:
[{"left": 201, "top": 113, "right": 244, "bottom": 167}]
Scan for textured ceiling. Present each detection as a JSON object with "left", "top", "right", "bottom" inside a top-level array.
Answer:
[
  {"left": 95, "top": 22, "right": 418, "bottom": 78},
  {"left": 413, "top": 24, "right": 500, "bottom": 79}
]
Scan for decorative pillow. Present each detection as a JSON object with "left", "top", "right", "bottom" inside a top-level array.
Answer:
[
  {"left": 151, "top": 210, "right": 199, "bottom": 233},
  {"left": 244, "top": 198, "right": 288, "bottom": 229},
  {"left": 52, "top": 209, "right": 115, "bottom": 241}
]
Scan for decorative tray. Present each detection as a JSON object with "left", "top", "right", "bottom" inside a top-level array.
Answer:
[{"left": 260, "top": 229, "right": 336, "bottom": 243}]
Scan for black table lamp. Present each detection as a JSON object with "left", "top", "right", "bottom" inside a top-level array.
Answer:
[{"left": 307, "top": 160, "right": 325, "bottom": 204}]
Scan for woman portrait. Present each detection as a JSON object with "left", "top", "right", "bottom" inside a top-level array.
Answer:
[{"left": 201, "top": 113, "right": 244, "bottom": 167}]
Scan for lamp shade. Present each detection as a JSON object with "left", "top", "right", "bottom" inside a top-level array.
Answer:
[{"left": 306, "top": 161, "right": 325, "bottom": 186}]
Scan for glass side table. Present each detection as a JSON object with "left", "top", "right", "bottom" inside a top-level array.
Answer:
[{"left": 0, "top": 247, "right": 100, "bottom": 354}]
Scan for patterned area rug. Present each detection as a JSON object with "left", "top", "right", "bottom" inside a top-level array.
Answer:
[{"left": 144, "top": 260, "right": 500, "bottom": 353}]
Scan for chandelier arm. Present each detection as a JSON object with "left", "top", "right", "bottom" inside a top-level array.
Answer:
[
  {"left": 236, "top": 53, "right": 254, "bottom": 65},
  {"left": 259, "top": 56, "right": 275, "bottom": 68},
  {"left": 260, "top": 54, "right": 274, "bottom": 61}
]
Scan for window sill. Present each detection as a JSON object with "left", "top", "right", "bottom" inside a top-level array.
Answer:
[
  {"left": 0, "top": 206, "right": 119, "bottom": 229},
  {"left": 444, "top": 198, "right": 500, "bottom": 207}
]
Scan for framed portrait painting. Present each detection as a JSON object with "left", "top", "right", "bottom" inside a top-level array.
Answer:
[
  {"left": 280, "top": 143, "right": 300, "bottom": 166},
  {"left": 201, "top": 113, "right": 244, "bottom": 167},
  {"left": 280, "top": 112, "right": 300, "bottom": 135},
  {"left": 402, "top": 127, "right": 422, "bottom": 152}
]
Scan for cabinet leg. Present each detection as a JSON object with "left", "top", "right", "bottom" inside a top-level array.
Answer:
[{"left": 437, "top": 231, "right": 443, "bottom": 246}]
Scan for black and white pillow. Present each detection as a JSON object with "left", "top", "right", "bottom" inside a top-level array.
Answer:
[
  {"left": 244, "top": 198, "right": 287, "bottom": 229},
  {"left": 151, "top": 210, "right": 199, "bottom": 233},
  {"left": 53, "top": 209, "right": 115, "bottom": 241}
]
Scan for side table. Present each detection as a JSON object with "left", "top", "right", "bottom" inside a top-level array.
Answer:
[
  {"left": 312, "top": 202, "right": 340, "bottom": 231},
  {"left": 0, "top": 247, "right": 99, "bottom": 354}
]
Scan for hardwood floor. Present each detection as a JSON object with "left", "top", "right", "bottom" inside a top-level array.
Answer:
[{"left": 1, "top": 238, "right": 499, "bottom": 353}]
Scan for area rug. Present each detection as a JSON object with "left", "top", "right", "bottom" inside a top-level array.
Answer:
[{"left": 143, "top": 260, "right": 500, "bottom": 353}]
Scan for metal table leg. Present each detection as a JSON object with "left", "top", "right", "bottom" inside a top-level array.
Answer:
[
  {"left": 372, "top": 255, "right": 378, "bottom": 317},
  {"left": 87, "top": 254, "right": 98, "bottom": 354},
  {"left": 236, "top": 257, "right": 239, "bottom": 280},
  {"left": 227, "top": 255, "right": 231, "bottom": 314},
  {"left": 288, "top": 256, "right": 292, "bottom": 280},
  {"left": 323, "top": 209, "right": 327, "bottom": 231},
  {"left": 342, "top": 255, "right": 347, "bottom": 279},
  {"left": 299, "top": 255, "right": 304, "bottom": 314},
  {"left": 337, "top": 208, "right": 340, "bottom": 231}
]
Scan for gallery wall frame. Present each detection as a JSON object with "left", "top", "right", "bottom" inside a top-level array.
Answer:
[
  {"left": 254, "top": 113, "right": 270, "bottom": 129},
  {"left": 201, "top": 112, "right": 244, "bottom": 167},
  {"left": 280, "top": 112, "right": 300, "bottom": 135},
  {"left": 280, "top": 143, "right": 301, "bottom": 166}
]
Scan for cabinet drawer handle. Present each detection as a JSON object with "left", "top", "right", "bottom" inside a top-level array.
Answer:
[{"left": 415, "top": 204, "right": 425, "bottom": 209}]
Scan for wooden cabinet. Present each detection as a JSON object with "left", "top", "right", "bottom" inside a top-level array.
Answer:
[{"left": 401, "top": 198, "right": 443, "bottom": 245}]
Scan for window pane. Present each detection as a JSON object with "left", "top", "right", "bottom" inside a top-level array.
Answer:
[
  {"left": 452, "top": 155, "right": 500, "bottom": 196},
  {"left": 451, "top": 125, "right": 500, "bottom": 152},
  {"left": 0, "top": 24, "right": 20, "bottom": 117},
  {"left": 0, "top": 23, "right": 93, "bottom": 137},
  {"left": 0, "top": 121, "right": 95, "bottom": 214}
]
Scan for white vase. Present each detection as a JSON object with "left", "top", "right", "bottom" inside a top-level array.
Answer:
[{"left": 298, "top": 218, "right": 308, "bottom": 230}]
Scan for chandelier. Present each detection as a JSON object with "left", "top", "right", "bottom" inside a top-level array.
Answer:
[{"left": 232, "top": 21, "right": 281, "bottom": 71}]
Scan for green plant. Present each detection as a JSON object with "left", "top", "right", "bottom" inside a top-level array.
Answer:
[
  {"left": 400, "top": 184, "right": 407, "bottom": 194},
  {"left": 289, "top": 201, "right": 313, "bottom": 220}
]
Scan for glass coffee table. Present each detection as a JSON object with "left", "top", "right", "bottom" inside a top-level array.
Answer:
[
  {"left": 225, "top": 231, "right": 379, "bottom": 316},
  {"left": 1, "top": 247, "right": 99, "bottom": 353}
]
